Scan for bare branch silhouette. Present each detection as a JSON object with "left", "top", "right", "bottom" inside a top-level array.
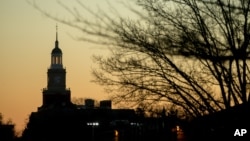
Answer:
[{"left": 30, "top": 0, "right": 250, "bottom": 118}]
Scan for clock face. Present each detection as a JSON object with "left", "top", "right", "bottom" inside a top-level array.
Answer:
[{"left": 54, "top": 76, "right": 61, "bottom": 84}]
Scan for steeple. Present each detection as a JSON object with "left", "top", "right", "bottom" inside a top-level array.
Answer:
[
  {"left": 56, "top": 24, "right": 58, "bottom": 40},
  {"left": 51, "top": 25, "right": 62, "bottom": 69},
  {"left": 55, "top": 24, "right": 59, "bottom": 48},
  {"left": 41, "top": 25, "right": 72, "bottom": 109}
]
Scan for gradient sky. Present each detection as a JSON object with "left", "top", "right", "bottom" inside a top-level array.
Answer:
[{"left": 0, "top": 0, "right": 132, "bottom": 133}]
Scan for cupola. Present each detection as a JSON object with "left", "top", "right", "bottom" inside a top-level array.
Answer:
[{"left": 51, "top": 26, "right": 63, "bottom": 69}]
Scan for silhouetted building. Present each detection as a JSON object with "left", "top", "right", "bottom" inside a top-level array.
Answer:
[
  {"left": 85, "top": 98, "right": 95, "bottom": 109},
  {"left": 100, "top": 100, "right": 112, "bottom": 109},
  {"left": 21, "top": 27, "right": 185, "bottom": 141},
  {"left": 39, "top": 27, "right": 72, "bottom": 110},
  {"left": 21, "top": 28, "right": 140, "bottom": 141}
]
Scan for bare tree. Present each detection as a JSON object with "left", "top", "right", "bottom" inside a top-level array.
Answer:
[
  {"left": 0, "top": 113, "right": 3, "bottom": 124},
  {"left": 31, "top": 0, "right": 250, "bottom": 118},
  {"left": 71, "top": 97, "right": 85, "bottom": 105}
]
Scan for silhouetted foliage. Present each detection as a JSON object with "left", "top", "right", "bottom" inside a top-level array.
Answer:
[
  {"left": 0, "top": 113, "right": 18, "bottom": 141},
  {"left": 31, "top": 0, "right": 250, "bottom": 118}
]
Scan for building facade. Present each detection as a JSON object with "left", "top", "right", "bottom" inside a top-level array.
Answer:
[
  {"left": 21, "top": 28, "right": 143, "bottom": 141},
  {"left": 40, "top": 28, "right": 72, "bottom": 110}
]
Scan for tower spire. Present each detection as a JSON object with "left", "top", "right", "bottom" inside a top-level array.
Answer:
[
  {"left": 55, "top": 24, "right": 59, "bottom": 48},
  {"left": 56, "top": 24, "right": 58, "bottom": 41}
]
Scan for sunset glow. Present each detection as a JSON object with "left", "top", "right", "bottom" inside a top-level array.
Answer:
[{"left": 0, "top": 0, "right": 122, "bottom": 133}]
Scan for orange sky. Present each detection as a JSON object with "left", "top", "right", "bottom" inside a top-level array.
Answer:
[{"left": 0, "top": 0, "right": 132, "bottom": 133}]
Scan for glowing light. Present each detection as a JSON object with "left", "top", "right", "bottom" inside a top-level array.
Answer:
[
  {"left": 176, "top": 125, "right": 180, "bottom": 132},
  {"left": 87, "top": 122, "right": 99, "bottom": 126},
  {"left": 114, "top": 130, "right": 119, "bottom": 137}
]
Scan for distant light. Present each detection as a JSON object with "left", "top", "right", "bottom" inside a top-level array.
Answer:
[
  {"left": 87, "top": 122, "right": 99, "bottom": 126},
  {"left": 176, "top": 125, "right": 180, "bottom": 131},
  {"left": 130, "top": 122, "right": 142, "bottom": 126},
  {"left": 114, "top": 130, "right": 119, "bottom": 137}
]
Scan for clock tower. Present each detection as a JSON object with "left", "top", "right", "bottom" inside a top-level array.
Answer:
[{"left": 41, "top": 27, "right": 72, "bottom": 109}]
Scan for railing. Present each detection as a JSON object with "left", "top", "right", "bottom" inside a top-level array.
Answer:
[{"left": 42, "top": 87, "right": 70, "bottom": 91}]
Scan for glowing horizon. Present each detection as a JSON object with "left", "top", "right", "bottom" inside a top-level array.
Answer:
[{"left": 0, "top": 0, "right": 126, "bottom": 133}]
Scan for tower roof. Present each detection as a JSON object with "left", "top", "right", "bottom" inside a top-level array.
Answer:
[
  {"left": 52, "top": 45, "right": 62, "bottom": 54},
  {"left": 51, "top": 25, "right": 62, "bottom": 54}
]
